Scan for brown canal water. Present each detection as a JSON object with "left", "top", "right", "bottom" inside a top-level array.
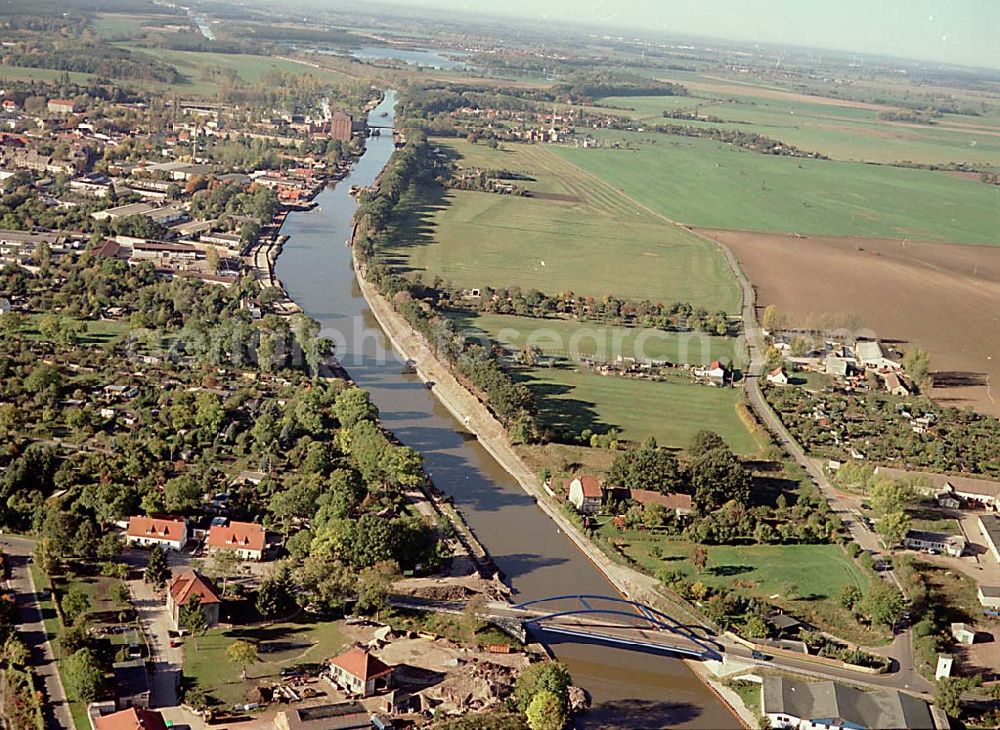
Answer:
[{"left": 275, "top": 91, "right": 738, "bottom": 729}]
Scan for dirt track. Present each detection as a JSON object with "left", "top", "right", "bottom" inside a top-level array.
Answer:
[{"left": 699, "top": 229, "right": 1000, "bottom": 417}]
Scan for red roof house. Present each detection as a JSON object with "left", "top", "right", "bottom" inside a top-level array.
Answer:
[
  {"left": 568, "top": 474, "right": 603, "bottom": 514},
  {"left": 167, "top": 570, "right": 220, "bottom": 629},
  {"left": 126, "top": 516, "right": 187, "bottom": 551},
  {"left": 207, "top": 521, "right": 266, "bottom": 560},
  {"left": 628, "top": 489, "right": 695, "bottom": 517},
  {"left": 93, "top": 239, "right": 124, "bottom": 259},
  {"left": 328, "top": 646, "right": 393, "bottom": 697},
  {"left": 767, "top": 367, "right": 789, "bottom": 385},
  {"left": 95, "top": 708, "right": 168, "bottom": 730}
]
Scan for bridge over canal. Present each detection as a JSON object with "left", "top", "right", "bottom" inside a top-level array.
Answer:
[{"left": 390, "top": 593, "right": 723, "bottom": 660}]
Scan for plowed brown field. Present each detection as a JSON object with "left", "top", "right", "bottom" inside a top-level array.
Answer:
[{"left": 700, "top": 229, "right": 1000, "bottom": 417}]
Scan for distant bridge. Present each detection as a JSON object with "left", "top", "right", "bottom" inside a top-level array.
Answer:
[{"left": 390, "top": 593, "right": 723, "bottom": 660}]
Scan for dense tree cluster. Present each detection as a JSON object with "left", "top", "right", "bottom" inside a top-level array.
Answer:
[
  {"left": 1, "top": 175, "right": 113, "bottom": 233},
  {"left": 606, "top": 433, "right": 753, "bottom": 511},
  {"left": 601, "top": 433, "right": 840, "bottom": 545},
  {"left": 0, "top": 247, "right": 442, "bottom": 615},
  {"left": 646, "top": 122, "right": 828, "bottom": 159},
  {"left": 0, "top": 39, "right": 180, "bottom": 83},
  {"left": 187, "top": 181, "right": 279, "bottom": 224},
  {"left": 553, "top": 70, "right": 688, "bottom": 100}
]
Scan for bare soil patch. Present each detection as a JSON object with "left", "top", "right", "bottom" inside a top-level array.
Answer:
[{"left": 700, "top": 229, "right": 1000, "bottom": 416}]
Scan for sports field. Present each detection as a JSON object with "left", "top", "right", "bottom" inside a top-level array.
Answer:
[
  {"left": 381, "top": 139, "right": 743, "bottom": 311},
  {"left": 447, "top": 311, "right": 742, "bottom": 367},
  {"left": 520, "top": 364, "right": 761, "bottom": 454},
  {"left": 554, "top": 132, "right": 1000, "bottom": 244}
]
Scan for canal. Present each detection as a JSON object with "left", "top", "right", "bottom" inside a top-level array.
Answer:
[{"left": 275, "top": 91, "right": 738, "bottom": 729}]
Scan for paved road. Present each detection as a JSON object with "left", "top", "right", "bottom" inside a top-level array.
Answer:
[
  {"left": 124, "top": 549, "right": 206, "bottom": 729},
  {"left": 128, "top": 573, "right": 181, "bottom": 708},
  {"left": 1, "top": 535, "right": 73, "bottom": 730},
  {"left": 691, "top": 225, "right": 931, "bottom": 693}
]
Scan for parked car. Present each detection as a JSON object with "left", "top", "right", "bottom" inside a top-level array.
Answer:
[{"left": 751, "top": 650, "right": 772, "bottom": 661}]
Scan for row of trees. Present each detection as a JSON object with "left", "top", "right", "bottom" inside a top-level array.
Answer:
[
  {"left": 436, "top": 285, "right": 734, "bottom": 336},
  {"left": 353, "top": 127, "right": 542, "bottom": 443}
]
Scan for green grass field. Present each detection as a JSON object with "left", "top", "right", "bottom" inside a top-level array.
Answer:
[
  {"left": 121, "top": 46, "right": 352, "bottom": 96},
  {"left": 520, "top": 363, "right": 760, "bottom": 453},
  {"left": 554, "top": 131, "right": 1000, "bottom": 244},
  {"left": 381, "top": 139, "right": 742, "bottom": 311},
  {"left": 598, "top": 532, "right": 884, "bottom": 641},
  {"left": 600, "top": 531, "right": 869, "bottom": 599},
  {"left": 597, "top": 93, "right": 1000, "bottom": 167},
  {"left": 92, "top": 13, "right": 149, "bottom": 38},
  {"left": 136, "top": 48, "right": 350, "bottom": 85},
  {"left": 2, "top": 47, "right": 349, "bottom": 97},
  {"left": 448, "top": 311, "right": 742, "bottom": 366},
  {"left": 20, "top": 316, "right": 129, "bottom": 347},
  {"left": 184, "top": 621, "right": 346, "bottom": 706},
  {"left": 0, "top": 66, "right": 96, "bottom": 85}
]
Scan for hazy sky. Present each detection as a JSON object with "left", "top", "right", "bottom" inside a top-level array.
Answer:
[{"left": 382, "top": 0, "right": 1000, "bottom": 70}]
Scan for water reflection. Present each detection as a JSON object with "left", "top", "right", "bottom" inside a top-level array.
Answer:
[{"left": 274, "top": 91, "right": 737, "bottom": 729}]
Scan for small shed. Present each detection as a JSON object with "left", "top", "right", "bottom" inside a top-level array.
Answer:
[
  {"left": 767, "top": 612, "right": 802, "bottom": 636},
  {"left": 950, "top": 623, "right": 976, "bottom": 645}
]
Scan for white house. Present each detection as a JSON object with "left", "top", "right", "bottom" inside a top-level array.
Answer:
[
  {"left": 206, "top": 521, "right": 266, "bottom": 561},
  {"left": 694, "top": 359, "right": 727, "bottom": 385},
  {"left": 767, "top": 367, "right": 789, "bottom": 385},
  {"left": 950, "top": 623, "right": 976, "bottom": 645},
  {"left": 327, "top": 646, "right": 393, "bottom": 697},
  {"left": 935, "top": 654, "right": 954, "bottom": 680},
  {"left": 567, "top": 475, "right": 603, "bottom": 514},
  {"left": 901, "top": 529, "right": 965, "bottom": 557},
  {"left": 126, "top": 516, "right": 187, "bottom": 551}
]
